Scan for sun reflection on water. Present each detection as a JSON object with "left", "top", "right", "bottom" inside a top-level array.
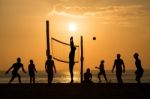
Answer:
[{"left": 53, "top": 71, "right": 80, "bottom": 83}]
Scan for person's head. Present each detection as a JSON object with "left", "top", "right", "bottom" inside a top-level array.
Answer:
[
  {"left": 134, "top": 53, "right": 139, "bottom": 59},
  {"left": 70, "top": 36, "right": 73, "bottom": 40},
  {"left": 87, "top": 68, "right": 90, "bottom": 73},
  {"left": 101, "top": 60, "right": 104, "bottom": 64},
  {"left": 30, "top": 59, "right": 33, "bottom": 64},
  {"left": 117, "top": 54, "right": 121, "bottom": 59},
  {"left": 17, "top": 57, "right": 21, "bottom": 63}
]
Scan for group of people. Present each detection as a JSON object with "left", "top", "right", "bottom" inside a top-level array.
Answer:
[
  {"left": 5, "top": 36, "right": 144, "bottom": 85},
  {"left": 69, "top": 36, "right": 144, "bottom": 84},
  {"left": 83, "top": 53, "right": 144, "bottom": 84},
  {"left": 5, "top": 55, "right": 56, "bottom": 85},
  {"left": 5, "top": 58, "right": 37, "bottom": 84}
]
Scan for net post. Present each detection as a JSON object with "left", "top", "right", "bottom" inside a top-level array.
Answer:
[
  {"left": 46, "top": 20, "right": 50, "bottom": 58},
  {"left": 80, "top": 36, "right": 84, "bottom": 83}
]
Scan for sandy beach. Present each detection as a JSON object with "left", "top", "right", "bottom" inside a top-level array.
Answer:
[{"left": 0, "top": 83, "right": 149, "bottom": 99}]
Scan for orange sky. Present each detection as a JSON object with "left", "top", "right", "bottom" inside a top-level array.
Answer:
[{"left": 0, "top": 0, "right": 150, "bottom": 71}]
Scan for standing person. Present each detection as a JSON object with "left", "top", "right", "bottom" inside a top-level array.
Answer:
[
  {"left": 84, "top": 68, "right": 92, "bottom": 83},
  {"left": 134, "top": 53, "right": 144, "bottom": 84},
  {"left": 5, "top": 57, "right": 26, "bottom": 84},
  {"left": 112, "top": 54, "right": 125, "bottom": 83},
  {"left": 45, "top": 55, "right": 56, "bottom": 85},
  {"left": 28, "top": 59, "right": 37, "bottom": 84},
  {"left": 95, "top": 60, "right": 108, "bottom": 83},
  {"left": 69, "top": 36, "right": 76, "bottom": 83}
]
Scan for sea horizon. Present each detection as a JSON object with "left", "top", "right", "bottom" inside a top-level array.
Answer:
[{"left": 0, "top": 70, "right": 150, "bottom": 84}]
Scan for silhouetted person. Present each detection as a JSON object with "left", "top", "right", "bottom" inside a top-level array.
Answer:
[
  {"left": 84, "top": 68, "right": 93, "bottom": 83},
  {"left": 28, "top": 59, "right": 37, "bottom": 84},
  {"left": 45, "top": 55, "right": 56, "bottom": 85},
  {"left": 95, "top": 60, "right": 108, "bottom": 83},
  {"left": 112, "top": 54, "right": 125, "bottom": 83},
  {"left": 134, "top": 53, "right": 144, "bottom": 84},
  {"left": 69, "top": 36, "right": 76, "bottom": 83},
  {"left": 5, "top": 57, "right": 26, "bottom": 84}
]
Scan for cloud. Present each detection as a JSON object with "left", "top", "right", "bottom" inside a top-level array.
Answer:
[
  {"left": 47, "top": 0, "right": 150, "bottom": 26},
  {"left": 49, "top": 4, "right": 146, "bottom": 18}
]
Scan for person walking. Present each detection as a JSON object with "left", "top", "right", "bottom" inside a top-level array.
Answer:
[
  {"left": 134, "top": 53, "right": 144, "bottom": 84},
  {"left": 112, "top": 54, "right": 125, "bottom": 83},
  {"left": 45, "top": 55, "right": 56, "bottom": 85},
  {"left": 95, "top": 60, "right": 108, "bottom": 83},
  {"left": 28, "top": 59, "right": 37, "bottom": 84}
]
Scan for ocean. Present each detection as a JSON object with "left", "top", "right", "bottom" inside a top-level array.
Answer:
[{"left": 0, "top": 70, "right": 150, "bottom": 83}]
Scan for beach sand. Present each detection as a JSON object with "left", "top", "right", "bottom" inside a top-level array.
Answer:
[{"left": 0, "top": 83, "right": 149, "bottom": 99}]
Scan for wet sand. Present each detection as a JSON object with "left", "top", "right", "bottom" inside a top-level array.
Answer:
[{"left": 0, "top": 83, "right": 150, "bottom": 99}]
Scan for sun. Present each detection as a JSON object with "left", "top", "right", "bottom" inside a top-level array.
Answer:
[{"left": 68, "top": 22, "right": 77, "bottom": 32}]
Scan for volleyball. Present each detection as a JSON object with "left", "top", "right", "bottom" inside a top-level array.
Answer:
[{"left": 93, "top": 37, "right": 96, "bottom": 40}]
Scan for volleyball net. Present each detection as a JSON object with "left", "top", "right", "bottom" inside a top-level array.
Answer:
[{"left": 51, "top": 37, "right": 80, "bottom": 63}]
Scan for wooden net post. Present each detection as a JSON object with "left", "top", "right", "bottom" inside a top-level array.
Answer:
[
  {"left": 80, "top": 36, "right": 84, "bottom": 83},
  {"left": 46, "top": 20, "right": 50, "bottom": 59}
]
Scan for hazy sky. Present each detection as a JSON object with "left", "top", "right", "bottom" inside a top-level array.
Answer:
[{"left": 0, "top": 0, "right": 150, "bottom": 71}]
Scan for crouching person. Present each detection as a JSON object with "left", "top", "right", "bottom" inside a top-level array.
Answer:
[{"left": 84, "top": 68, "right": 93, "bottom": 84}]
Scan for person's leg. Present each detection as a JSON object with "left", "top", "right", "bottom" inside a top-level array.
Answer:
[
  {"left": 98, "top": 72, "right": 101, "bottom": 82},
  {"left": 118, "top": 72, "right": 123, "bottom": 83},
  {"left": 33, "top": 76, "right": 35, "bottom": 84},
  {"left": 116, "top": 72, "right": 122, "bottom": 83},
  {"left": 48, "top": 74, "right": 50, "bottom": 84},
  {"left": 29, "top": 75, "right": 32, "bottom": 84},
  {"left": 135, "top": 73, "right": 143, "bottom": 89},
  {"left": 116, "top": 71, "right": 123, "bottom": 83},
  {"left": 103, "top": 73, "right": 108, "bottom": 82},
  {"left": 9, "top": 75, "right": 16, "bottom": 84},
  {"left": 70, "top": 67, "right": 73, "bottom": 82},
  {"left": 119, "top": 73, "right": 123, "bottom": 83},
  {"left": 17, "top": 74, "right": 21, "bottom": 84},
  {"left": 136, "top": 73, "right": 142, "bottom": 84},
  {"left": 48, "top": 73, "right": 53, "bottom": 85},
  {"left": 139, "top": 71, "right": 144, "bottom": 84},
  {"left": 69, "top": 63, "right": 74, "bottom": 82}
]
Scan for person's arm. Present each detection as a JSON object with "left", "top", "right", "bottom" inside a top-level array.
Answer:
[
  {"left": 45, "top": 61, "right": 47, "bottom": 72},
  {"left": 70, "top": 37, "right": 72, "bottom": 48},
  {"left": 53, "top": 61, "right": 56, "bottom": 73},
  {"left": 112, "top": 60, "right": 116, "bottom": 73},
  {"left": 22, "top": 65, "right": 26, "bottom": 73},
  {"left": 122, "top": 60, "right": 125, "bottom": 73},
  {"left": 5, "top": 65, "right": 13, "bottom": 74},
  {"left": 70, "top": 37, "right": 74, "bottom": 48},
  {"left": 95, "top": 67, "right": 100, "bottom": 69},
  {"left": 34, "top": 65, "right": 37, "bottom": 72},
  {"left": 28, "top": 65, "right": 30, "bottom": 72},
  {"left": 90, "top": 73, "right": 92, "bottom": 81}
]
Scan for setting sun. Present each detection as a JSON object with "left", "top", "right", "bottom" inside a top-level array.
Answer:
[{"left": 68, "top": 22, "right": 77, "bottom": 32}]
